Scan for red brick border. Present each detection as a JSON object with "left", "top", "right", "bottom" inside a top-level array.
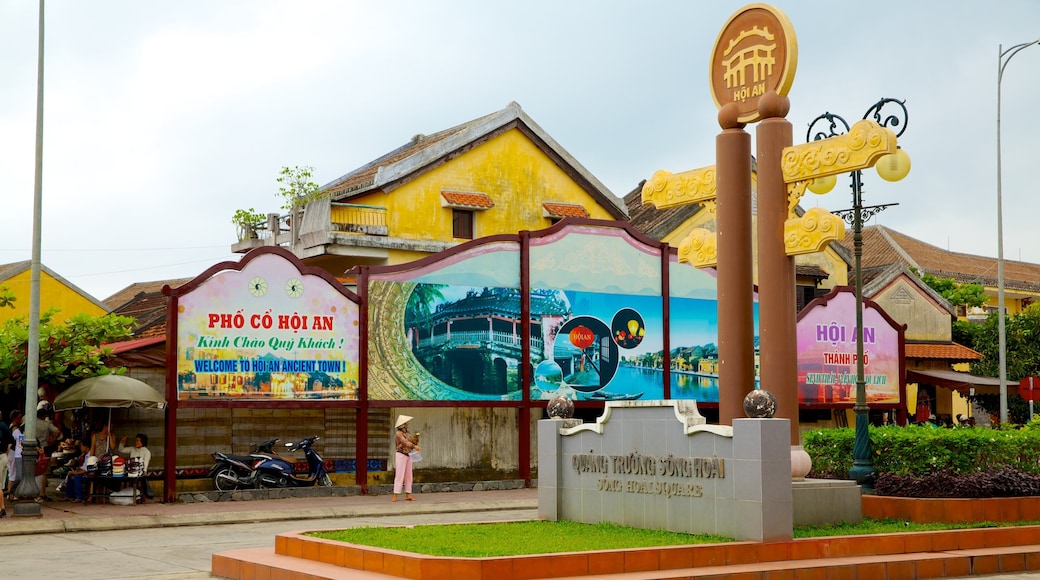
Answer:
[{"left": 862, "top": 495, "right": 1040, "bottom": 524}]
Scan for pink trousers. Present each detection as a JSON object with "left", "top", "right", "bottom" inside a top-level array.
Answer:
[{"left": 393, "top": 452, "right": 413, "bottom": 494}]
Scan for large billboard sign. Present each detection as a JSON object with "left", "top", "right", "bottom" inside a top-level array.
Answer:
[
  {"left": 173, "top": 249, "right": 360, "bottom": 401},
  {"left": 796, "top": 287, "right": 904, "bottom": 406}
]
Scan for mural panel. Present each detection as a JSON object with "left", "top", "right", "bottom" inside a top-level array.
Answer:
[
  {"left": 667, "top": 260, "right": 759, "bottom": 403},
  {"left": 530, "top": 226, "right": 664, "bottom": 401},
  {"left": 175, "top": 251, "right": 360, "bottom": 401}
]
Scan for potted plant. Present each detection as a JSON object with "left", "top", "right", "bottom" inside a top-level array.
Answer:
[{"left": 231, "top": 208, "right": 266, "bottom": 241}]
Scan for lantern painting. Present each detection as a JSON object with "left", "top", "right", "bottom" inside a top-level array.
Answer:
[
  {"left": 611, "top": 308, "right": 645, "bottom": 349},
  {"left": 569, "top": 325, "right": 595, "bottom": 349}
]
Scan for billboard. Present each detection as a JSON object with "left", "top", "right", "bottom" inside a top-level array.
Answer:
[
  {"left": 796, "top": 287, "right": 904, "bottom": 406},
  {"left": 174, "top": 250, "right": 360, "bottom": 401}
]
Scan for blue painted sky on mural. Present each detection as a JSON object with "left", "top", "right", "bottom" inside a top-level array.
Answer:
[{"left": 1, "top": 1, "right": 1038, "bottom": 301}]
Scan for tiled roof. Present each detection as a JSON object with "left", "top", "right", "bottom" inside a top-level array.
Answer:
[
  {"left": 905, "top": 342, "right": 982, "bottom": 361},
  {"left": 795, "top": 265, "right": 829, "bottom": 279},
  {"left": 111, "top": 290, "right": 169, "bottom": 338},
  {"left": 104, "top": 278, "right": 191, "bottom": 310},
  {"left": 106, "top": 335, "right": 165, "bottom": 353},
  {"left": 542, "top": 202, "right": 589, "bottom": 219},
  {"left": 441, "top": 190, "right": 494, "bottom": 209},
  {"left": 624, "top": 181, "right": 704, "bottom": 241},
  {"left": 319, "top": 102, "right": 628, "bottom": 220},
  {"left": 840, "top": 225, "right": 1040, "bottom": 292},
  {"left": 0, "top": 260, "right": 29, "bottom": 282}
]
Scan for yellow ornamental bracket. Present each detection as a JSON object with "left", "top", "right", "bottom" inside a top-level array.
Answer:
[
  {"left": 784, "top": 207, "right": 846, "bottom": 256},
  {"left": 781, "top": 120, "right": 897, "bottom": 184},
  {"left": 678, "top": 228, "right": 717, "bottom": 268},
  {"left": 641, "top": 166, "right": 717, "bottom": 209}
]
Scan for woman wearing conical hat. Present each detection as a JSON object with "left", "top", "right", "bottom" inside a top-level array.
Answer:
[{"left": 392, "top": 415, "right": 420, "bottom": 502}]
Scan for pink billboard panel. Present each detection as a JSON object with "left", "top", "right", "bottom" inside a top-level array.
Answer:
[{"left": 796, "top": 288, "right": 904, "bottom": 406}]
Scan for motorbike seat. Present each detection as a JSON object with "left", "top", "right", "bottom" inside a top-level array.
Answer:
[{"left": 224, "top": 453, "right": 264, "bottom": 464}]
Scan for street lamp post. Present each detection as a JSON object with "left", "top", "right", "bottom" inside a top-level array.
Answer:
[
  {"left": 806, "top": 99, "right": 911, "bottom": 486},
  {"left": 996, "top": 39, "right": 1040, "bottom": 426}
]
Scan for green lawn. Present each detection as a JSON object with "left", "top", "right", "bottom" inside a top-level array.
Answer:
[{"left": 309, "top": 518, "right": 1040, "bottom": 558}]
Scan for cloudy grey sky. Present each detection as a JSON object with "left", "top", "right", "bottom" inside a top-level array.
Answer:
[{"left": 1, "top": 1, "right": 1038, "bottom": 303}]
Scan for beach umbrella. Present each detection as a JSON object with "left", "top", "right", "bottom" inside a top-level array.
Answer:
[{"left": 53, "top": 374, "right": 167, "bottom": 434}]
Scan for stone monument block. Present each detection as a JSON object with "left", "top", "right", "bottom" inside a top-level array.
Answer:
[{"left": 538, "top": 400, "right": 792, "bottom": 542}]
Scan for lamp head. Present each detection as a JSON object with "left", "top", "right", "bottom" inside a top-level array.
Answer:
[
  {"left": 807, "top": 174, "right": 837, "bottom": 194},
  {"left": 876, "top": 147, "right": 911, "bottom": 182}
]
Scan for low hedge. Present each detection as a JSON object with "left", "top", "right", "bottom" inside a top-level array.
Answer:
[{"left": 804, "top": 425, "right": 1040, "bottom": 498}]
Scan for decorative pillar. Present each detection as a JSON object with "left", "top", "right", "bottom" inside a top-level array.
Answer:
[
  {"left": 716, "top": 103, "right": 755, "bottom": 425},
  {"left": 755, "top": 92, "right": 805, "bottom": 476}
]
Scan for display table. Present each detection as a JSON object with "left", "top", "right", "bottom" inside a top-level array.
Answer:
[{"left": 87, "top": 475, "right": 146, "bottom": 504}]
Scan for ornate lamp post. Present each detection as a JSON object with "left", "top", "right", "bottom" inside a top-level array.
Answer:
[
  {"left": 805, "top": 99, "right": 911, "bottom": 485},
  {"left": 996, "top": 39, "right": 1040, "bottom": 425}
]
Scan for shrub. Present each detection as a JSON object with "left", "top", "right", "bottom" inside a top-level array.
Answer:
[
  {"left": 874, "top": 469, "right": 1040, "bottom": 498},
  {"left": 804, "top": 425, "right": 1040, "bottom": 496}
]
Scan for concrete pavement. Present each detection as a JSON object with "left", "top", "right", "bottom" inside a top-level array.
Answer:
[
  {"left": 0, "top": 486, "right": 539, "bottom": 536},
  {"left": 4, "top": 487, "right": 1040, "bottom": 579}
]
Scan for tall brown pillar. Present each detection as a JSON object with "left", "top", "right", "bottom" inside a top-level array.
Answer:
[
  {"left": 755, "top": 92, "right": 799, "bottom": 443},
  {"left": 716, "top": 104, "right": 755, "bottom": 425}
]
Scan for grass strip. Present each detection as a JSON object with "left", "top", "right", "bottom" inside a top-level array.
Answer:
[
  {"left": 310, "top": 520, "right": 731, "bottom": 557},
  {"left": 309, "top": 518, "right": 1040, "bottom": 558}
]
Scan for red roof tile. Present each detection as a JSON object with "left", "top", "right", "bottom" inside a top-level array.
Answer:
[
  {"left": 542, "top": 202, "right": 589, "bottom": 219},
  {"left": 441, "top": 190, "right": 494, "bottom": 209},
  {"left": 905, "top": 342, "right": 982, "bottom": 361}
]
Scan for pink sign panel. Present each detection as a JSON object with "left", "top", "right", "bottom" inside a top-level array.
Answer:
[
  {"left": 174, "top": 249, "right": 360, "bottom": 401},
  {"left": 797, "top": 288, "right": 904, "bottom": 406}
]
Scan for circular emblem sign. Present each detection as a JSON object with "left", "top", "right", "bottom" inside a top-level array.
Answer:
[{"left": 709, "top": 3, "right": 797, "bottom": 124}]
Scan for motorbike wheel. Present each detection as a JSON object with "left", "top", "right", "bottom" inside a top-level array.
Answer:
[
  {"left": 318, "top": 473, "right": 332, "bottom": 487},
  {"left": 212, "top": 466, "right": 240, "bottom": 492}
]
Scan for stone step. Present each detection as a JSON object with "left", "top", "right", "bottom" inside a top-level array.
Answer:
[{"left": 212, "top": 530, "right": 1040, "bottom": 580}]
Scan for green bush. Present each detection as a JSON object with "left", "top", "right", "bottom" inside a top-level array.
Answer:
[{"left": 804, "top": 425, "right": 1040, "bottom": 479}]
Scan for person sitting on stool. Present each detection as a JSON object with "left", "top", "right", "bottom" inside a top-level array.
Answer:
[
  {"left": 118, "top": 433, "right": 153, "bottom": 502},
  {"left": 65, "top": 439, "right": 93, "bottom": 503}
]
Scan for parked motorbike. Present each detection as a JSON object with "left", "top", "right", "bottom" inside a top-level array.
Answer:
[
  {"left": 210, "top": 438, "right": 280, "bottom": 491},
  {"left": 252, "top": 436, "right": 332, "bottom": 488}
]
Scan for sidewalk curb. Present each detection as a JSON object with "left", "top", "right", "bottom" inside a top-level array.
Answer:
[{"left": 0, "top": 499, "right": 537, "bottom": 537}]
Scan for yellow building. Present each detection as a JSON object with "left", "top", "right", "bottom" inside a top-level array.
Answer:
[
  {"left": 232, "top": 102, "right": 628, "bottom": 277},
  {"left": 0, "top": 261, "right": 108, "bottom": 324}
]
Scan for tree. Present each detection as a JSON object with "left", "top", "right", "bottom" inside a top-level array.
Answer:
[
  {"left": 967, "top": 306, "right": 1040, "bottom": 424},
  {"left": 912, "top": 269, "right": 988, "bottom": 309},
  {"left": 0, "top": 308, "right": 135, "bottom": 394},
  {"left": 276, "top": 165, "right": 322, "bottom": 211},
  {"left": 0, "top": 286, "right": 14, "bottom": 309}
]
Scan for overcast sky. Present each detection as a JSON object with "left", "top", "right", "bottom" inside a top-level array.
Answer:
[{"left": 1, "top": 1, "right": 1038, "bottom": 304}]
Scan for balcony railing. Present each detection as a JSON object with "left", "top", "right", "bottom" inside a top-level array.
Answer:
[{"left": 330, "top": 202, "right": 387, "bottom": 235}]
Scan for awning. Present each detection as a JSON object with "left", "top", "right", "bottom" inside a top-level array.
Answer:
[{"left": 906, "top": 369, "right": 1003, "bottom": 394}]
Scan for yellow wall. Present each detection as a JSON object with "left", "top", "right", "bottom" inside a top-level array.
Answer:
[
  {"left": 0, "top": 268, "right": 107, "bottom": 325},
  {"left": 349, "top": 128, "right": 618, "bottom": 264}
]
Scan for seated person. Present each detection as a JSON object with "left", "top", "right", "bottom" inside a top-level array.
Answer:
[
  {"left": 118, "top": 433, "right": 153, "bottom": 501},
  {"left": 64, "top": 439, "right": 93, "bottom": 503}
]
